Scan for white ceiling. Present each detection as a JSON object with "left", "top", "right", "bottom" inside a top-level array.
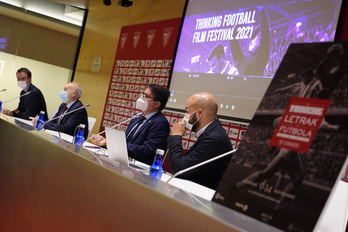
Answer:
[{"left": 0, "top": 0, "right": 85, "bottom": 26}]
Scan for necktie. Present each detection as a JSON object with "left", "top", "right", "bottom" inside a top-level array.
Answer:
[
  {"left": 126, "top": 116, "right": 146, "bottom": 142},
  {"left": 58, "top": 106, "right": 68, "bottom": 124}
]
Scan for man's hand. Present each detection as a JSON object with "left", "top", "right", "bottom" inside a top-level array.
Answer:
[
  {"left": 171, "top": 118, "right": 186, "bottom": 136},
  {"left": 29, "top": 115, "right": 39, "bottom": 127},
  {"left": 91, "top": 134, "right": 107, "bottom": 147},
  {"left": 2, "top": 108, "right": 12, "bottom": 116}
]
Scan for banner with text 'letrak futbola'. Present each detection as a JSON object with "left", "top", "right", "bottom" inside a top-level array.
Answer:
[{"left": 213, "top": 41, "right": 348, "bottom": 232}]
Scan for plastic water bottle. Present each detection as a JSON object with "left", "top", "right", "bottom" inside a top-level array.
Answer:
[
  {"left": 0, "top": 100, "right": 2, "bottom": 114},
  {"left": 149, "top": 149, "right": 165, "bottom": 179},
  {"left": 74, "top": 124, "right": 85, "bottom": 146},
  {"left": 36, "top": 111, "right": 45, "bottom": 130}
]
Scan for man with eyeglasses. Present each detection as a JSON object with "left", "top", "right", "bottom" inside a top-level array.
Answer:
[
  {"left": 92, "top": 84, "right": 170, "bottom": 165},
  {"left": 168, "top": 92, "right": 233, "bottom": 190}
]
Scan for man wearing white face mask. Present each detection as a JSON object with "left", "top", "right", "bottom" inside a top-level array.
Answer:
[
  {"left": 91, "top": 84, "right": 170, "bottom": 165},
  {"left": 168, "top": 92, "right": 233, "bottom": 190},
  {"left": 32, "top": 82, "right": 89, "bottom": 139},
  {"left": 2, "top": 67, "right": 48, "bottom": 121}
]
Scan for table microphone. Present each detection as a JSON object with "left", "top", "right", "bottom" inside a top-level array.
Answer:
[
  {"left": 2, "top": 91, "right": 31, "bottom": 104},
  {"left": 0, "top": 89, "right": 6, "bottom": 92},
  {"left": 86, "top": 112, "right": 143, "bottom": 142},
  {"left": 166, "top": 149, "right": 238, "bottom": 184},
  {"left": 40, "top": 103, "right": 90, "bottom": 130}
]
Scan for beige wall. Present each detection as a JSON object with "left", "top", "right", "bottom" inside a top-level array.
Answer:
[
  {"left": 0, "top": 14, "right": 79, "bottom": 69},
  {"left": 73, "top": 0, "right": 186, "bottom": 135}
]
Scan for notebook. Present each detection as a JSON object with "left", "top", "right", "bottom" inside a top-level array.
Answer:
[{"left": 105, "top": 127, "right": 149, "bottom": 170}]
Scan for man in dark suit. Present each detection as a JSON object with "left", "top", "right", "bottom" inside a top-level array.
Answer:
[
  {"left": 91, "top": 84, "right": 170, "bottom": 165},
  {"left": 2, "top": 67, "right": 48, "bottom": 121},
  {"left": 168, "top": 92, "right": 233, "bottom": 190},
  {"left": 32, "top": 82, "right": 89, "bottom": 139}
]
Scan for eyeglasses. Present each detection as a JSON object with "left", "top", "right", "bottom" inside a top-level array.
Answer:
[{"left": 139, "top": 92, "right": 154, "bottom": 100}]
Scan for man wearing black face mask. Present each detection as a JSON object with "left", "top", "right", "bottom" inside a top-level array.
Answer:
[
  {"left": 168, "top": 92, "right": 233, "bottom": 190},
  {"left": 92, "top": 84, "right": 170, "bottom": 165}
]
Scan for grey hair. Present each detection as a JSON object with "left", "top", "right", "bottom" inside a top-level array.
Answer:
[{"left": 72, "top": 82, "right": 82, "bottom": 99}]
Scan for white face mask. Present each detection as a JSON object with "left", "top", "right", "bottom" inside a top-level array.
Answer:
[
  {"left": 17, "top": 81, "right": 27, "bottom": 89},
  {"left": 184, "top": 109, "right": 199, "bottom": 131},
  {"left": 136, "top": 97, "right": 148, "bottom": 111}
]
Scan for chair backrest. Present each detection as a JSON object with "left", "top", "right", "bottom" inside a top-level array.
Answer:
[
  {"left": 49, "top": 107, "right": 58, "bottom": 120},
  {"left": 87, "top": 117, "right": 97, "bottom": 139}
]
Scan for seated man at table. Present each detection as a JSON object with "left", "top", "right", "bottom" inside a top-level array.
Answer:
[
  {"left": 32, "top": 82, "right": 89, "bottom": 139},
  {"left": 168, "top": 92, "right": 233, "bottom": 190},
  {"left": 2, "top": 67, "right": 48, "bottom": 121},
  {"left": 91, "top": 84, "right": 170, "bottom": 165}
]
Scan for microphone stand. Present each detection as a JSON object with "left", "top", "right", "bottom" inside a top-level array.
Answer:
[
  {"left": 40, "top": 103, "right": 90, "bottom": 130},
  {"left": 86, "top": 112, "right": 143, "bottom": 142},
  {"left": 44, "top": 126, "right": 62, "bottom": 139},
  {"left": 2, "top": 91, "right": 31, "bottom": 104},
  {"left": 166, "top": 149, "right": 238, "bottom": 184}
]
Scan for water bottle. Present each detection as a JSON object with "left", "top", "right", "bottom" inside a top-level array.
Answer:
[
  {"left": 0, "top": 100, "right": 2, "bottom": 114},
  {"left": 149, "top": 149, "right": 165, "bottom": 179},
  {"left": 74, "top": 124, "right": 85, "bottom": 146},
  {"left": 36, "top": 111, "right": 45, "bottom": 130}
]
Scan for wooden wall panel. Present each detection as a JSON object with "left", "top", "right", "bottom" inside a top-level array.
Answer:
[{"left": 73, "top": 0, "right": 186, "bottom": 135}]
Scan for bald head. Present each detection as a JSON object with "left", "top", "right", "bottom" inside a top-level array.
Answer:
[
  {"left": 63, "top": 82, "right": 82, "bottom": 104},
  {"left": 187, "top": 92, "right": 218, "bottom": 120},
  {"left": 66, "top": 82, "right": 82, "bottom": 99}
]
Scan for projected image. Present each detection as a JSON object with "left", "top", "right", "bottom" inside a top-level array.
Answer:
[
  {"left": 176, "top": 6, "right": 270, "bottom": 76},
  {"left": 167, "top": 0, "right": 342, "bottom": 121}
]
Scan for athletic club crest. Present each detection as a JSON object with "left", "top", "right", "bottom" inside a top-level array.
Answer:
[
  {"left": 133, "top": 31, "right": 141, "bottom": 49},
  {"left": 120, "top": 33, "right": 128, "bottom": 49},
  {"left": 147, "top": 30, "right": 156, "bottom": 48},
  {"left": 162, "top": 27, "right": 173, "bottom": 47}
]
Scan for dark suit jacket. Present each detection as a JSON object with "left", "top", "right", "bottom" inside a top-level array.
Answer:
[
  {"left": 12, "top": 84, "right": 48, "bottom": 121},
  {"left": 168, "top": 119, "right": 233, "bottom": 190},
  {"left": 125, "top": 112, "right": 170, "bottom": 165},
  {"left": 44, "top": 100, "right": 89, "bottom": 139}
]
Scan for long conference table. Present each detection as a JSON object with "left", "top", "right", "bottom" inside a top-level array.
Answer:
[{"left": 0, "top": 114, "right": 346, "bottom": 232}]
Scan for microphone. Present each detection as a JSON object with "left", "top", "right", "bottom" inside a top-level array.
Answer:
[
  {"left": 86, "top": 112, "right": 143, "bottom": 142},
  {"left": 166, "top": 149, "right": 238, "bottom": 184},
  {"left": 40, "top": 103, "right": 90, "bottom": 130},
  {"left": 0, "top": 89, "right": 6, "bottom": 92},
  {"left": 2, "top": 91, "right": 31, "bottom": 104}
]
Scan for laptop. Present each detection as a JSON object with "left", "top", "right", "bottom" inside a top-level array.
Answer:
[{"left": 105, "top": 127, "right": 149, "bottom": 170}]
